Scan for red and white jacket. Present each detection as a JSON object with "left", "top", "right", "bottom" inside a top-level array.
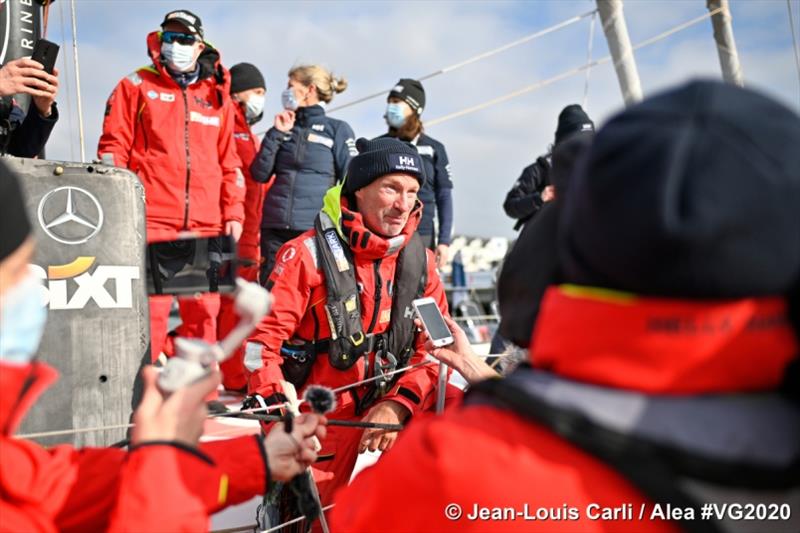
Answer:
[{"left": 98, "top": 31, "right": 244, "bottom": 242}]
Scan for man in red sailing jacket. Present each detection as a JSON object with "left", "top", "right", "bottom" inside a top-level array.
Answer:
[
  {"left": 217, "top": 62, "right": 270, "bottom": 391},
  {"left": 244, "top": 137, "right": 450, "bottom": 507},
  {"left": 97, "top": 10, "right": 245, "bottom": 362},
  {"left": 0, "top": 163, "right": 324, "bottom": 533},
  {"left": 332, "top": 81, "right": 800, "bottom": 532}
]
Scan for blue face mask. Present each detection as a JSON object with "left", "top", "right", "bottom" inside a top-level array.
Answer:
[
  {"left": 281, "top": 88, "right": 299, "bottom": 111},
  {"left": 386, "top": 103, "right": 407, "bottom": 128},
  {"left": 0, "top": 274, "right": 47, "bottom": 364}
]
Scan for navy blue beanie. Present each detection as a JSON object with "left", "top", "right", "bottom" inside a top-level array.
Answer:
[{"left": 343, "top": 137, "right": 426, "bottom": 195}]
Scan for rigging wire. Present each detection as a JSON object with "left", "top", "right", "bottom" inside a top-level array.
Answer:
[
  {"left": 69, "top": 0, "right": 86, "bottom": 162},
  {"left": 424, "top": 7, "right": 724, "bottom": 128},
  {"left": 57, "top": 0, "right": 76, "bottom": 161}
]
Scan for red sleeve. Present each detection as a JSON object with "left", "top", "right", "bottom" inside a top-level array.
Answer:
[
  {"left": 245, "top": 240, "right": 316, "bottom": 397},
  {"left": 0, "top": 437, "right": 126, "bottom": 533},
  {"left": 381, "top": 250, "right": 450, "bottom": 415},
  {"left": 219, "top": 100, "right": 245, "bottom": 223},
  {"left": 97, "top": 76, "right": 139, "bottom": 169},
  {"left": 200, "top": 435, "right": 269, "bottom": 504}
]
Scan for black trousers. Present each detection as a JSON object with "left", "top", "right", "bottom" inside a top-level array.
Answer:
[{"left": 260, "top": 228, "right": 305, "bottom": 285}]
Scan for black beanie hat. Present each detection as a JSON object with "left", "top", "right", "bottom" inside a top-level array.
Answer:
[
  {"left": 389, "top": 79, "right": 426, "bottom": 116},
  {"left": 230, "top": 63, "right": 266, "bottom": 94},
  {"left": 554, "top": 104, "right": 594, "bottom": 145},
  {"left": 560, "top": 79, "right": 800, "bottom": 299},
  {"left": 343, "top": 137, "right": 426, "bottom": 195},
  {"left": 0, "top": 161, "right": 32, "bottom": 262}
]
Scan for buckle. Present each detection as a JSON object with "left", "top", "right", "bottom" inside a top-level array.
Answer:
[{"left": 349, "top": 331, "right": 365, "bottom": 346}]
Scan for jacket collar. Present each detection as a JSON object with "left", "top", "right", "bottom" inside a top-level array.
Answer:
[
  {"left": 530, "top": 285, "right": 798, "bottom": 394},
  {"left": 0, "top": 361, "right": 59, "bottom": 436},
  {"left": 295, "top": 104, "right": 325, "bottom": 125},
  {"left": 320, "top": 185, "right": 422, "bottom": 261}
]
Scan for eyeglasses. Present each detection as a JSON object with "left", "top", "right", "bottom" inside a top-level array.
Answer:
[{"left": 161, "top": 31, "right": 198, "bottom": 45}]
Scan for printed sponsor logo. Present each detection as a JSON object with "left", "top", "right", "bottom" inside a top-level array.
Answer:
[
  {"left": 312, "top": 124, "right": 325, "bottom": 131},
  {"left": 127, "top": 72, "right": 143, "bottom": 85},
  {"left": 380, "top": 308, "right": 391, "bottom": 324},
  {"left": 392, "top": 85, "right": 404, "bottom": 93},
  {"left": 38, "top": 186, "right": 104, "bottom": 245},
  {"left": 416, "top": 145, "right": 434, "bottom": 157},
  {"left": 234, "top": 132, "right": 251, "bottom": 141},
  {"left": 167, "top": 11, "right": 197, "bottom": 24},
  {"left": 189, "top": 111, "right": 220, "bottom": 127},
  {"left": 30, "top": 258, "right": 139, "bottom": 310},
  {"left": 160, "top": 92, "right": 175, "bottom": 102},
  {"left": 147, "top": 90, "right": 158, "bottom": 99},
  {"left": 307, "top": 132, "right": 334, "bottom": 148},
  {"left": 391, "top": 154, "right": 420, "bottom": 172},
  {"left": 324, "top": 230, "right": 350, "bottom": 272},
  {"left": 281, "top": 246, "right": 297, "bottom": 263}
]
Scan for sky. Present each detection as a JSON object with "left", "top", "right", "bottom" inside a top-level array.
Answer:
[{"left": 42, "top": 0, "right": 800, "bottom": 240}]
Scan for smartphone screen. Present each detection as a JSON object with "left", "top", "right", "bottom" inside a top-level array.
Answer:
[{"left": 416, "top": 300, "right": 452, "bottom": 342}]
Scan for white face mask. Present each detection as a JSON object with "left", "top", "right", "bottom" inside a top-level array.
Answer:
[
  {"left": 244, "top": 93, "right": 265, "bottom": 122},
  {"left": 160, "top": 41, "right": 197, "bottom": 72}
]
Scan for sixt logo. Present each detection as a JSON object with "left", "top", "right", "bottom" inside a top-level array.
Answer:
[{"left": 30, "top": 257, "right": 140, "bottom": 310}]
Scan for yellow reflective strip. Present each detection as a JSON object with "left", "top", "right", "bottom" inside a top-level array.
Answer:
[
  {"left": 139, "top": 64, "right": 159, "bottom": 75},
  {"left": 559, "top": 284, "right": 637, "bottom": 304},
  {"left": 217, "top": 474, "right": 229, "bottom": 505}
]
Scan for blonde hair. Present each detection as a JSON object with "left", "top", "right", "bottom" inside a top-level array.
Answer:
[{"left": 288, "top": 64, "right": 348, "bottom": 104}]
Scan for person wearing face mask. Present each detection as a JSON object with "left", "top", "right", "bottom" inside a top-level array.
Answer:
[
  {"left": 250, "top": 64, "right": 358, "bottom": 282},
  {"left": 0, "top": 162, "right": 327, "bottom": 532},
  {"left": 378, "top": 78, "right": 454, "bottom": 269},
  {"left": 217, "top": 62, "right": 268, "bottom": 392},
  {"left": 98, "top": 10, "right": 246, "bottom": 363}
]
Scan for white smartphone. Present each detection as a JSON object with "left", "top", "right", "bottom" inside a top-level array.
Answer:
[{"left": 412, "top": 297, "right": 454, "bottom": 347}]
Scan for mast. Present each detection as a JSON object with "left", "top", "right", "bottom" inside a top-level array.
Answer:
[
  {"left": 707, "top": 0, "right": 744, "bottom": 86},
  {"left": 596, "top": 0, "right": 643, "bottom": 105}
]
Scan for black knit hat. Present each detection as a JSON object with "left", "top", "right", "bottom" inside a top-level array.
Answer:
[
  {"left": 554, "top": 104, "right": 594, "bottom": 145},
  {"left": 560, "top": 79, "right": 800, "bottom": 299},
  {"left": 0, "top": 161, "right": 32, "bottom": 263},
  {"left": 343, "top": 138, "right": 426, "bottom": 195},
  {"left": 389, "top": 79, "right": 426, "bottom": 116},
  {"left": 161, "top": 9, "right": 203, "bottom": 37},
  {"left": 230, "top": 63, "right": 265, "bottom": 94}
]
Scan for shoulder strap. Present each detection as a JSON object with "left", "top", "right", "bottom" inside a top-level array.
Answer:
[
  {"left": 385, "top": 233, "right": 428, "bottom": 368},
  {"left": 313, "top": 213, "right": 368, "bottom": 370}
]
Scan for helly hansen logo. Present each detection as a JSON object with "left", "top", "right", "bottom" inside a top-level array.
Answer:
[{"left": 391, "top": 154, "right": 420, "bottom": 172}]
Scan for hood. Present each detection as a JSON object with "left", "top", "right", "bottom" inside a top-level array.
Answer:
[
  {"left": 0, "top": 361, "right": 59, "bottom": 436},
  {"left": 320, "top": 184, "right": 422, "bottom": 260},
  {"left": 145, "top": 30, "right": 229, "bottom": 90}
]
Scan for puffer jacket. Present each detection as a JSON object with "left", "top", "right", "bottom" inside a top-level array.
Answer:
[{"left": 251, "top": 105, "right": 357, "bottom": 231}]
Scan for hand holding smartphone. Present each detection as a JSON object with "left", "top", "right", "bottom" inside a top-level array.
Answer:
[
  {"left": 413, "top": 297, "right": 454, "bottom": 347},
  {"left": 31, "top": 39, "right": 60, "bottom": 75}
]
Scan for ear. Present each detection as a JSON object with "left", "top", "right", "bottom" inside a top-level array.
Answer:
[{"left": 354, "top": 187, "right": 365, "bottom": 206}]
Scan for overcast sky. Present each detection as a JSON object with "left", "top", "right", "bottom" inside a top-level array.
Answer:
[{"left": 44, "top": 0, "right": 800, "bottom": 239}]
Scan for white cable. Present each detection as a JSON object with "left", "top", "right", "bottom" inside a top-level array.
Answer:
[
  {"left": 57, "top": 0, "right": 75, "bottom": 161},
  {"left": 69, "top": 0, "right": 85, "bottom": 162},
  {"left": 426, "top": 7, "right": 723, "bottom": 128},
  {"left": 323, "top": 10, "right": 597, "bottom": 114},
  {"left": 15, "top": 360, "right": 436, "bottom": 438}
]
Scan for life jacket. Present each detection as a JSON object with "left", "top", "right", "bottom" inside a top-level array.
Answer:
[{"left": 281, "top": 186, "right": 428, "bottom": 413}]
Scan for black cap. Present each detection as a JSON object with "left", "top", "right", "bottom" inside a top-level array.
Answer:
[
  {"left": 560, "top": 80, "right": 800, "bottom": 299},
  {"left": 389, "top": 79, "right": 426, "bottom": 116},
  {"left": 230, "top": 63, "right": 265, "bottom": 94},
  {"left": 161, "top": 9, "right": 203, "bottom": 37},
  {"left": 0, "top": 161, "right": 32, "bottom": 263},
  {"left": 555, "top": 104, "right": 594, "bottom": 145},
  {"left": 343, "top": 138, "right": 426, "bottom": 195}
]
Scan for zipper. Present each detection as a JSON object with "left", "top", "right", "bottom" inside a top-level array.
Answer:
[
  {"left": 285, "top": 125, "right": 308, "bottom": 229},
  {"left": 366, "top": 259, "right": 383, "bottom": 334},
  {"left": 181, "top": 88, "right": 191, "bottom": 230}
]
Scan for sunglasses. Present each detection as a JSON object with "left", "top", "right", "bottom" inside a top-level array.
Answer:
[{"left": 161, "top": 31, "right": 198, "bottom": 45}]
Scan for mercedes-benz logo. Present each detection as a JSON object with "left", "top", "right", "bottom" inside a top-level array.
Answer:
[{"left": 37, "top": 186, "right": 104, "bottom": 245}]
